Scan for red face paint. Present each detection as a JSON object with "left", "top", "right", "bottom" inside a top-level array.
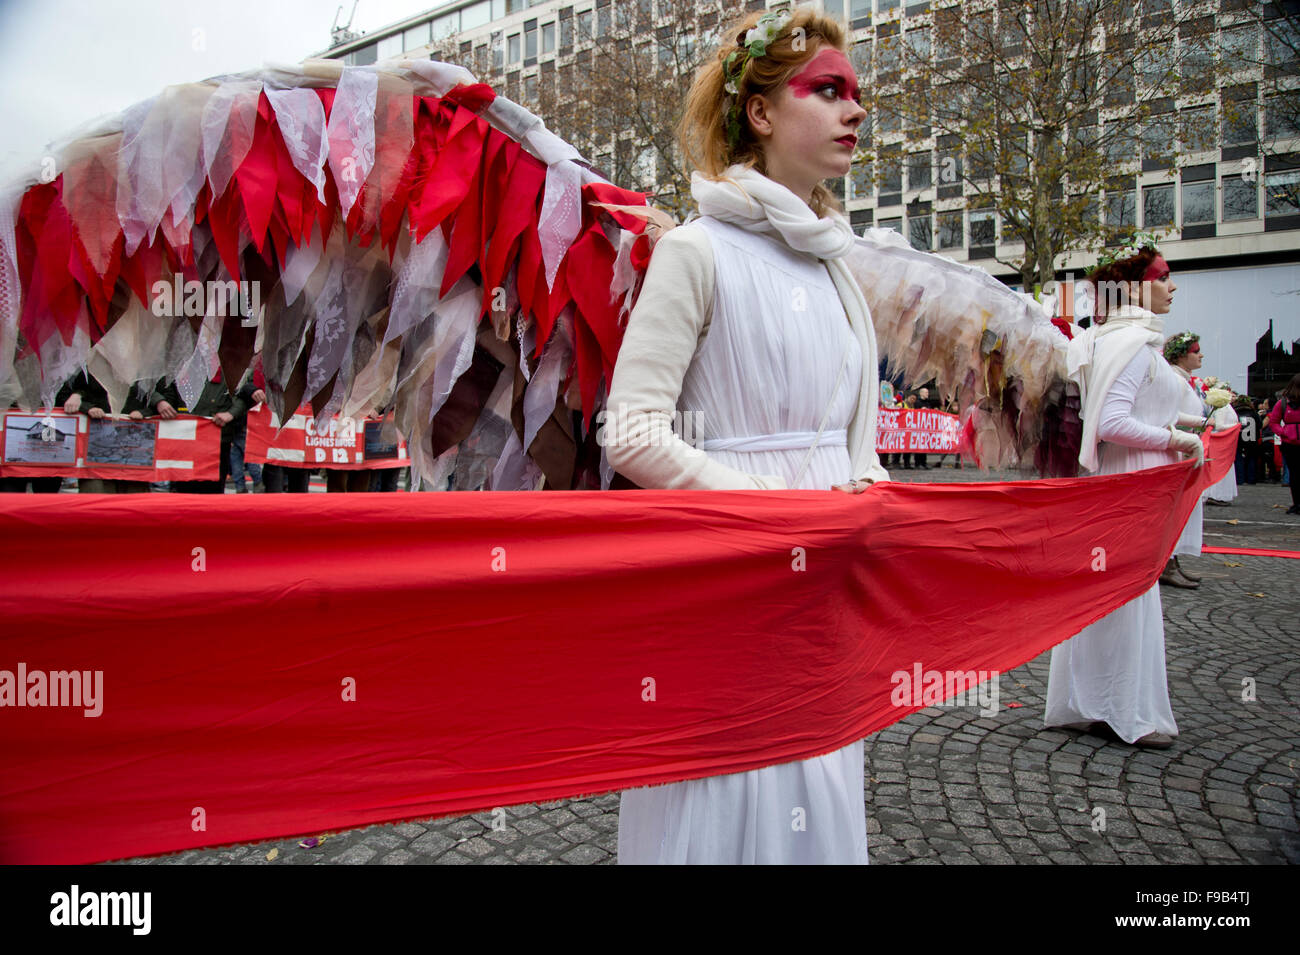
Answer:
[
  {"left": 786, "top": 48, "right": 861, "bottom": 104},
  {"left": 1142, "top": 255, "right": 1170, "bottom": 281}
]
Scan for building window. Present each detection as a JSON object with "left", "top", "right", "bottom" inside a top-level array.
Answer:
[
  {"left": 462, "top": 1, "right": 492, "bottom": 31},
  {"left": 578, "top": 10, "right": 593, "bottom": 39},
  {"left": 1143, "top": 184, "right": 1175, "bottom": 227},
  {"left": 851, "top": 161, "right": 873, "bottom": 200},
  {"left": 969, "top": 209, "right": 995, "bottom": 247},
  {"left": 907, "top": 151, "right": 932, "bottom": 190},
  {"left": 1104, "top": 123, "right": 1138, "bottom": 165},
  {"left": 542, "top": 23, "right": 556, "bottom": 54},
  {"left": 404, "top": 23, "right": 431, "bottom": 51},
  {"left": 1180, "top": 106, "right": 1216, "bottom": 154},
  {"left": 509, "top": 34, "right": 521, "bottom": 63},
  {"left": 1265, "top": 170, "right": 1300, "bottom": 218},
  {"left": 1106, "top": 189, "right": 1136, "bottom": 229},
  {"left": 526, "top": 26, "right": 538, "bottom": 59},
  {"left": 432, "top": 12, "right": 457, "bottom": 40},
  {"left": 1222, "top": 177, "right": 1258, "bottom": 220},
  {"left": 851, "top": 0, "right": 872, "bottom": 22},
  {"left": 879, "top": 216, "right": 903, "bottom": 235},
  {"left": 908, "top": 213, "right": 932, "bottom": 251},
  {"left": 1265, "top": 93, "right": 1300, "bottom": 141},
  {"left": 880, "top": 152, "right": 902, "bottom": 193},
  {"left": 937, "top": 211, "right": 964, "bottom": 249},
  {"left": 1141, "top": 114, "right": 1174, "bottom": 164},
  {"left": 377, "top": 34, "right": 403, "bottom": 60},
  {"left": 1181, "top": 181, "right": 1215, "bottom": 225},
  {"left": 561, "top": 17, "right": 573, "bottom": 48},
  {"left": 524, "top": 75, "right": 538, "bottom": 103},
  {"left": 1223, "top": 100, "right": 1259, "bottom": 147},
  {"left": 348, "top": 43, "right": 378, "bottom": 66}
]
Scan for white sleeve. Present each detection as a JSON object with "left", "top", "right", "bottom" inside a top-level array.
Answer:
[
  {"left": 604, "top": 227, "right": 786, "bottom": 490},
  {"left": 1096, "top": 349, "right": 1175, "bottom": 451}
]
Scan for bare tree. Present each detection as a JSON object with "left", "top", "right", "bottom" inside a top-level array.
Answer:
[{"left": 861, "top": 0, "right": 1223, "bottom": 290}]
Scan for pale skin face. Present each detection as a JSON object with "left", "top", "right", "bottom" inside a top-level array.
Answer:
[
  {"left": 746, "top": 46, "right": 867, "bottom": 205},
  {"left": 1176, "top": 344, "right": 1203, "bottom": 372},
  {"left": 1128, "top": 264, "right": 1177, "bottom": 314}
]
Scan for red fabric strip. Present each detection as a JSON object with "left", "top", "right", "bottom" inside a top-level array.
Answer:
[
  {"left": 1201, "top": 546, "right": 1300, "bottom": 559},
  {"left": 0, "top": 432, "right": 1233, "bottom": 863}
]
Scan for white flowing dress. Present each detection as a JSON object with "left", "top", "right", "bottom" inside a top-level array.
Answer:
[
  {"left": 1045, "top": 342, "right": 1181, "bottom": 743},
  {"left": 1172, "top": 372, "right": 1205, "bottom": 555},
  {"left": 616, "top": 216, "right": 870, "bottom": 864}
]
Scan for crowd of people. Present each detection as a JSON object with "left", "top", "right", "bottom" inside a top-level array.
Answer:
[{"left": 1, "top": 367, "right": 410, "bottom": 495}]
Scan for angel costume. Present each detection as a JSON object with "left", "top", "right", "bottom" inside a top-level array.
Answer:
[
  {"left": 1046, "top": 306, "right": 1181, "bottom": 743},
  {"left": 606, "top": 166, "right": 887, "bottom": 864},
  {"left": 1171, "top": 363, "right": 1206, "bottom": 555}
]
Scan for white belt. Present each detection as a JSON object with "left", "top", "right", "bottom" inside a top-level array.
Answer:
[{"left": 697, "top": 429, "right": 848, "bottom": 453}]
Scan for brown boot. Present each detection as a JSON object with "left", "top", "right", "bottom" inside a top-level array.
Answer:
[
  {"left": 1173, "top": 556, "right": 1201, "bottom": 582},
  {"left": 1159, "top": 559, "right": 1198, "bottom": 589}
]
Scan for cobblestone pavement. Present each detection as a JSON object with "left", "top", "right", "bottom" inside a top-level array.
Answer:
[{"left": 117, "top": 468, "right": 1299, "bottom": 865}]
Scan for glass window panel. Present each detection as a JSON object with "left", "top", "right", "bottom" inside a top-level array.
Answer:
[
  {"left": 579, "top": 10, "right": 593, "bottom": 38},
  {"left": 1181, "top": 181, "right": 1214, "bottom": 225},
  {"left": 1222, "top": 177, "right": 1258, "bottom": 220},
  {"left": 542, "top": 23, "right": 556, "bottom": 54},
  {"left": 851, "top": 161, "right": 874, "bottom": 199},
  {"left": 377, "top": 34, "right": 403, "bottom": 60},
  {"left": 907, "top": 151, "right": 932, "bottom": 190},
  {"left": 851, "top": 41, "right": 872, "bottom": 76},
  {"left": 403, "top": 24, "right": 431, "bottom": 51},
  {"left": 851, "top": 0, "right": 873, "bottom": 19},
  {"left": 524, "top": 75, "right": 537, "bottom": 102},
  {"left": 526, "top": 27, "right": 537, "bottom": 59},
  {"left": 462, "top": 2, "right": 492, "bottom": 31},
  {"left": 938, "top": 211, "right": 964, "bottom": 249},
  {"left": 1265, "top": 170, "right": 1300, "bottom": 217},
  {"left": 1141, "top": 114, "right": 1174, "bottom": 163},
  {"left": 1104, "top": 123, "right": 1138, "bottom": 164},
  {"left": 1223, "top": 101, "right": 1259, "bottom": 146},
  {"left": 881, "top": 153, "right": 902, "bottom": 192},
  {"left": 491, "top": 0, "right": 506, "bottom": 20},
  {"left": 879, "top": 217, "right": 903, "bottom": 235},
  {"left": 432, "top": 13, "right": 457, "bottom": 40},
  {"left": 1180, "top": 107, "right": 1216, "bottom": 153},
  {"left": 597, "top": 6, "right": 610, "bottom": 37},
  {"left": 905, "top": 28, "right": 931, "bottom": 64},
  {"left": 969, "top": 210, "right": 996, "bottom": 246},
  {"left": 1266, "top": 94, "right": 1300, "bottom": 141},
  {"left": 1106, "top": 190, "right": 1136, "bottom": 228},
  {"left": 908, "top": 213, "right": 932, "bottom": 251},
  {"left": 349, "top": 43, "right": 378, "bottom": 66},
  {"left": 1267, "top": 18, "right": 1300, "bottom": 67},
  {"left": 1222, "top": 26, "right": 1259, "bottom": 63},
  {"left": 1143, "top": 184, "right": 1174, "bottom": 227},
  {"left": 823, "top": 0, "right": 845, "bottom": 22}
]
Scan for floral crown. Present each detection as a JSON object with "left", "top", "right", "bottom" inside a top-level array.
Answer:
[
  {"left": 722, "top": 10, "right": 793, "bottom": 149},
  {"left": 1095, "top": 231, "right": 1160, "bottom": 270},
  {"left": 1163, "top": 330, "right": 1200, "bottom": 363}
]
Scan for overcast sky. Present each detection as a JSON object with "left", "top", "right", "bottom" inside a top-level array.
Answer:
[{"left": 0, "top": 0, "right": 439, "bottom": 183}]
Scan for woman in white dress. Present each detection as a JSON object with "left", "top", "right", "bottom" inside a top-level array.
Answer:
[
  {"left": 1162, "top": 331, "right": 1207, "bottom": 589},
  {"left": 605, "top": 6, "right": 887, "bottom": 863},
  {"left": 1046, "top": 239, "right": 1204, "bottom": 749}
]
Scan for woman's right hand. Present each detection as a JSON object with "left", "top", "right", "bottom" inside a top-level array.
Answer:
[
  {"left": 1167, "top": 428, "right": 1204, "bottom": 465},
  {"left": 156, "top": 401, "right": 177, "bottom": 419},
  {"left": 63, "top": 393, "right": 81, "bottom": 413}
]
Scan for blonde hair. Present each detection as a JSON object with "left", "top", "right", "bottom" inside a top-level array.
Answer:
[{"left": 679, "top": 5, "right": 849, "bottom": 218}]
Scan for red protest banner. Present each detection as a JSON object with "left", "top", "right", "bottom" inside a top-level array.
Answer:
[
  {"left": 0, "top": 411, "right": 221, "bottom": 481},
  {"left": 245, "top": 406, "right": 409, "bottom": 470},
  {"left": 876, "top": 408, "right": 962, "bottom": 454}
]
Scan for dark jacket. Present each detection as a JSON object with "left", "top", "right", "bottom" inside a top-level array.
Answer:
[{"left": 150, "top": 376, "right": 255, "bottom": 431}]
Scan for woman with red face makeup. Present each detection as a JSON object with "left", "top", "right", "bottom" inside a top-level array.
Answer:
[
  {"left": 607, "top": 6, "right": 881, "bottom": 864},
  {"left": 1046, "top": 238, "right": 1203, "bottom": 750}
]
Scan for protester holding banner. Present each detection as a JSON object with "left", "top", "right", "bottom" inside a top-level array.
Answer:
[
  {"left": 1047, "top": 236, "right": 1201, "bottom": 749},
  {"left": 151, "top": 371, "right": 254, "bottom": 493},
  {"left": 60, "top": 371, "right": 153, "bottom": 493},
  {"left": 607, "top": 7, "right": 885, "bottom": 863}
]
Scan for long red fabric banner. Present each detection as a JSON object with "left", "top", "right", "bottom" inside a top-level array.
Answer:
[{"left": 0, "top": 431, "right": 1234, "bottom": 863}]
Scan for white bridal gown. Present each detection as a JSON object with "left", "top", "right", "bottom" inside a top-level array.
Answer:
[
  {"left": 616, "top": 216, "right": 870, "bottom": 864},
  {"left": 1045, "top": 340, "right": 1182, "bottom": 743}
]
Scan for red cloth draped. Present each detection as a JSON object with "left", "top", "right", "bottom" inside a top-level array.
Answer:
[{"left": 0, "top": 432, "right": 1232, "bottom": 863}]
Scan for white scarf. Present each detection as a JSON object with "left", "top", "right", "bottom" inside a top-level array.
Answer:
[
  {"left": 692, "top": 165, "right": 887, "bottom": 483},
  {"left": 1067, "top": 305, "right": 1166, "bottom": 472}
]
